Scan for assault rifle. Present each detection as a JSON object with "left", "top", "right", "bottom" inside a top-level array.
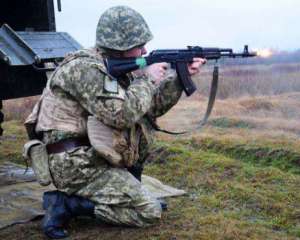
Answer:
[
  {"left": 105, "top": 45, "right": 257, "bottom": 96},
  {"left": 105, "top": 45, "right": 256, "bottom": 134}
]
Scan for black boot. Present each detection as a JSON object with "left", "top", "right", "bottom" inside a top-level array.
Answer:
[
  {"left": 42, "top": 191, "right": 95, "bottom": 239},
  {"left": 67, "top": 194, "right": 95, "bottom": 218},
  {"left": 42, "top": 191, "right": 71, "bottom": 239}
]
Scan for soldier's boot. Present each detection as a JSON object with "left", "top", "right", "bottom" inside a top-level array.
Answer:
[
  {"left": 42, "top": 191, "right": 95, "bottom": 239},
  {"left": 67, "top": 194, "right": 95, "bottom": 218},
  {"left": 42, "top": 191, "right": 71, "bottom": 239}
]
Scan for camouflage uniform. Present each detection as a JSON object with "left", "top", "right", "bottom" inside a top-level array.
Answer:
[{"left": 35, "top": 6, "right": 183, "bottom": 227}]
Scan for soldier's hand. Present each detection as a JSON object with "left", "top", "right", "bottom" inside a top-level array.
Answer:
[
  {"left": 144, "top": 62, "right": 168, "bottom": 85},
  {"left": 188, "top": 58, "right": 206, "bottom": 76}
]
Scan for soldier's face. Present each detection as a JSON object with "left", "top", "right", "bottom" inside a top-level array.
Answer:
[{"left": 123, "top": 45, "right": 147, "bottom": 58}]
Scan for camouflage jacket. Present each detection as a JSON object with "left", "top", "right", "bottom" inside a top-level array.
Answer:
[{"left": 39, "top": 48, "right": 183, "bottom": 165}]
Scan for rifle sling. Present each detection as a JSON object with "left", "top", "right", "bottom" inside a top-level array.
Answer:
[
  {"left": 149, "top": 65, "right": 219, "bottom": 135},
  {"left": 199, "top": 65, "right": 219, "bottom": 127}
]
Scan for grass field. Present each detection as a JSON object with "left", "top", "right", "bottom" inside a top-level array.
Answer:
[{"left": 0, "top": 63, "right": 300, "bottom": 239}]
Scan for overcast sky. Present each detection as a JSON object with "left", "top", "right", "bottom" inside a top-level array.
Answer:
[{"left": 54, "top": 0, "right": 300, "bottom": 52}]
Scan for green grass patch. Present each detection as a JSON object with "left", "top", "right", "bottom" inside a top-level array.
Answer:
[
  {"left": 188, "top": 136, "right": 300, "bottom": 174},
  {"left": 145, "top": 139, "right": 300, "bottom": 239},
  {"left": 1, "top": 121, "right": 300, "bottom": 239}
]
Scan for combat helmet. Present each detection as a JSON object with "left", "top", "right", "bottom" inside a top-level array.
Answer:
[{"left": 96, "top": 6, "right": 153, "bottom": 51}]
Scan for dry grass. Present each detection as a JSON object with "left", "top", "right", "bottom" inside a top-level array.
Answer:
[
  {"left": 2, "top": 62, "right": 300, "bottom": 121},
  {"left": 158, "top": 92, "right": 300, "bottom": 138},
  {"left": 193, "top": 63, "right": 300, "bottom": 99},
  {"left": 2, "top": 62, "right": 300, "bottom": 124},
  {"left": 2, "top": 96, "right": 39, "bottom": 122}
]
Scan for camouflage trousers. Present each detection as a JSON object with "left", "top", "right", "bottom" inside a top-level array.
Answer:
[{"left": 48, "top": 146, "right": 162, "bottom": 227}]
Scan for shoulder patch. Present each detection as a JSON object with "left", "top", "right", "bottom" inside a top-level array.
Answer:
[
  {"left": 96, "top": 76, "right": 125, "bottom": 101},
  {"left": 103, "top": 76, "right": 118, "bottom": 94}
]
